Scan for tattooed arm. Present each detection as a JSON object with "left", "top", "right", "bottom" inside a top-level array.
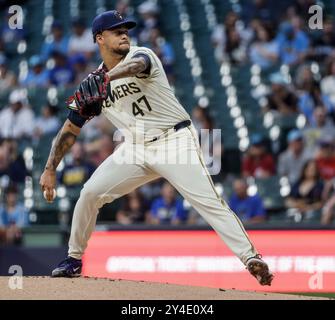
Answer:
[
  {"left": 107, "top": 56, "right": 149, "bottom": 81},
  {"left": 39, "top": 119, "right": 81, "bottom": 202}
]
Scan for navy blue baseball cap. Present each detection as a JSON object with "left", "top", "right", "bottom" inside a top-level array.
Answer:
[{"left": 92, "top": 10, "right": 137, "bottom": 42}]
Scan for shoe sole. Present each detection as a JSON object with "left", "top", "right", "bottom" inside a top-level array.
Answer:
[
  {"left": 51, "top": 269, "right": 82, "bottom": 278},
  {"left": 247, "top": 260, "right": 274, "bottom": 286}
]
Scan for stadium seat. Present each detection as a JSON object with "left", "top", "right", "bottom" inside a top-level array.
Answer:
[{"left": 254, "top": 176, "right": 285, "bottom": 211}]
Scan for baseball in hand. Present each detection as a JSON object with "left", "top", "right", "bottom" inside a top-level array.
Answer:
[{"left": 43, "top": 189, "right": 57, "bottom": 202}]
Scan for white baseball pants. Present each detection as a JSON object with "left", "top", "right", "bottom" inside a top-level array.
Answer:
[{"left": 68, "top": 124, "right": 258, "bottom": 264}]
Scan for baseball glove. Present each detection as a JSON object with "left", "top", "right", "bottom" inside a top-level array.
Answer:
[{"left": 67, "top": 69, "right": 109, "bottom": 119}]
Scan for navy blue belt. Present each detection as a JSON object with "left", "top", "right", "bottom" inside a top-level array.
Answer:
[
  {"left": 149, "top": 120, "right": 191, "bottom": 142},
  {"left": 173, "top": 119, "right": 191, "bottom": 132}
]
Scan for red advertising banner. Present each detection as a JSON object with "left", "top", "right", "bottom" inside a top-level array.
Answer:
[{"left": 82, "top": 230, "right": 335, "bottom": 292}]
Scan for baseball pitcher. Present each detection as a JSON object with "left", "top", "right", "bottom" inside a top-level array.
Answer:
[{"left": 39, "top": 11, "right": 273, "bottom": 286}]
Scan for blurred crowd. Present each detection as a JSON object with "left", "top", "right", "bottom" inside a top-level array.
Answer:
[
  {"left": 209, "top": 0, "right": 335, "bottom": 225},
  {"left": 1, "top": 0, "right": 335, "bottom": 245}
]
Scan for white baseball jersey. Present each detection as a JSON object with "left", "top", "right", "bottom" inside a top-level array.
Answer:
[{"left": 100, "top": 46, "right": 190, "bottom": 143}]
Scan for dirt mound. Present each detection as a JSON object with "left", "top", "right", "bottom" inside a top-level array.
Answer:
[{"left": 0, "top": 277, "right": 328, "bottom": 300}]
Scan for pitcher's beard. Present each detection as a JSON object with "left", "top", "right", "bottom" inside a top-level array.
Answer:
[{"left": 113, "top": 47, "right": 130, "bottom": 56}]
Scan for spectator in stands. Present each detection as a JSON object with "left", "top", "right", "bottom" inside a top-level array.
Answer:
[
  {"left": 139, "top": 179, "right": 164, "bottom": 203},
  {"left": 49, "top": 51, "right": 75, "bottom": 87},
  {"left": 116, "top": 0, "right": 136, "bottom": 20},
  {"left": 80, "top": 115, "right": 115, "bottom": 143},
  {"left": 225, "top": 27, "right": 248, "bottom": 65},
  {"left": 242, "top": 133, "right": 276, "bottom": 179},
  {"left": 321, "top": 59, "right": 335, "bottom": 108},
  {"left": 0, "top": 54, "right": 17, "bottom": 92},
  {"left": 191, "top": 105, "right": 209, "bottom": 133},
  {"left": 322, "top": 193, "right": 335, "bottom": 224},
  {"left": 70, "top": 54, "right": 93, "bottom": 85},
  {"left": 314, "top": 137, "right": 335, "bottom": 181},
  {"left": 146, "top": 28, "right": 175, "bottom": 83},
  {"left": 279, "top": 1, "right": 315, "bottom": 27},
  {"left": 98, "top": 133, "right": 116, "bottom": 162},
  {"left": 191, "top": 110, "right": 222, "bottom": 169},
  {"left": 278, "top": 129, "right": 311, "bottom": 185},
  {"left": 0, "top": 38, "right": 5, "bottom": 53},
  {"left": 308, "top": 17, "right": 335, "bottom": 62},
  {"left": 0, "top": 138, "right": 9, "bottom": 178},
  {"left": 229, "top": 178, "right": 266, "bottom": 224},
  {"left": 0, "top": 138, "right": 28, "bottom": 184},
  {"left": 249, "top": 23, "right": 278, "bottom": 69},
  {"left": 148, "top": 182, "right": 187, "bottom": 225},
  {"left": 282, "top": 4, "right": 302, "bottom": 25},
  {"left": 0, "top": 184, "right": 29, "bottom": 245},
  {"left": 276, "top": 17, "right": 310, "bottom": 66},
  {"left": 285, "top": 159, "right": 324, "bottom": 221},
  {"left": 20, "top": 55, "right": 49, "bottom": 88},
  {"left": 33, "top": 104, "right": 61, "bottom": 140},
  {"left": 242, "top": 0, "right": 277, "bottom": 24},
  {"left": 211, "top": 11, "right": 239, "bottom": 46},
  {"left": 116, "top": 0, "right": 138, "bottom": 39},
  {"left": 211, "top": 11, "right": 252, "bottom": 64},
  {"left": 57, "top": 141, "right": 95, "bottom": 221},
  {"left": 137, "top": 0, "right": 160, "bottom": 44},
  {"left": 116, "top": 190, "right": 149, "bottom": 225},
  {"left": 85, "top": 133, "right": 115, "bottom": 167},
  {"left": 265, "top": 72, "right": 298, "bottom": 115},
  {"left": 303, "top": 107, "right": 335, "bottom": 157},
  {"left": 0, "top": 89, "right": 34, "bottom": 139},
  {"left": 295, "top": 65, "right": 334, "bottom": 124},
  {"left": 68, "top": 18, "right": 96, "bottom": 60},
  {"left": 321, "top": 178, "right": 335, "bottom": 225},
  {"left": 40, "top": 21, "right": 70, "bottom": 61},
  {"left": 295, "top": 63, "right": 317, "bottom": 91},
  {"left": 58, "top": 141, "right": 96, "bottom": 188},
  {"left": 292, "top": 0, "right": 317, "bottom": 21}
]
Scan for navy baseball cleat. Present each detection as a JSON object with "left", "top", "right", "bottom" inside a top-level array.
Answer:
[
  {"left": 51, "top": 257, "right": 82, "bottom": 277},
  {"left": 246, "top": 254, "right": 274, "bottom": 286}
]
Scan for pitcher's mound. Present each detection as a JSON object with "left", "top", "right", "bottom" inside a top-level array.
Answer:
[{"left": 0, "top": 276, "right": 328, "bottom": 300}]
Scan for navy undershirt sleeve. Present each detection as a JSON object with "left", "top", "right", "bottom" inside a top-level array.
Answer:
[
  {"left": 132, "top": 53, "right": 151, "bottom": 75},
  {"left": 67, "top": 110, "right": 87, "bottom": 128}
]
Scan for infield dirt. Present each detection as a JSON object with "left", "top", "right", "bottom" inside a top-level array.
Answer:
[{"left": 0, "top": 276, "right": 330, "bottom": 300}]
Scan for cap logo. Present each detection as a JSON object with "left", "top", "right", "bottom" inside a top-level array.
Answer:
[{"left": 115, "top": 11, "right": 123, "bottom": 20}]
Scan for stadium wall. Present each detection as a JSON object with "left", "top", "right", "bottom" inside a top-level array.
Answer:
[{"left": 82, "top": 230, "right": 335, "bottom": 292}]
